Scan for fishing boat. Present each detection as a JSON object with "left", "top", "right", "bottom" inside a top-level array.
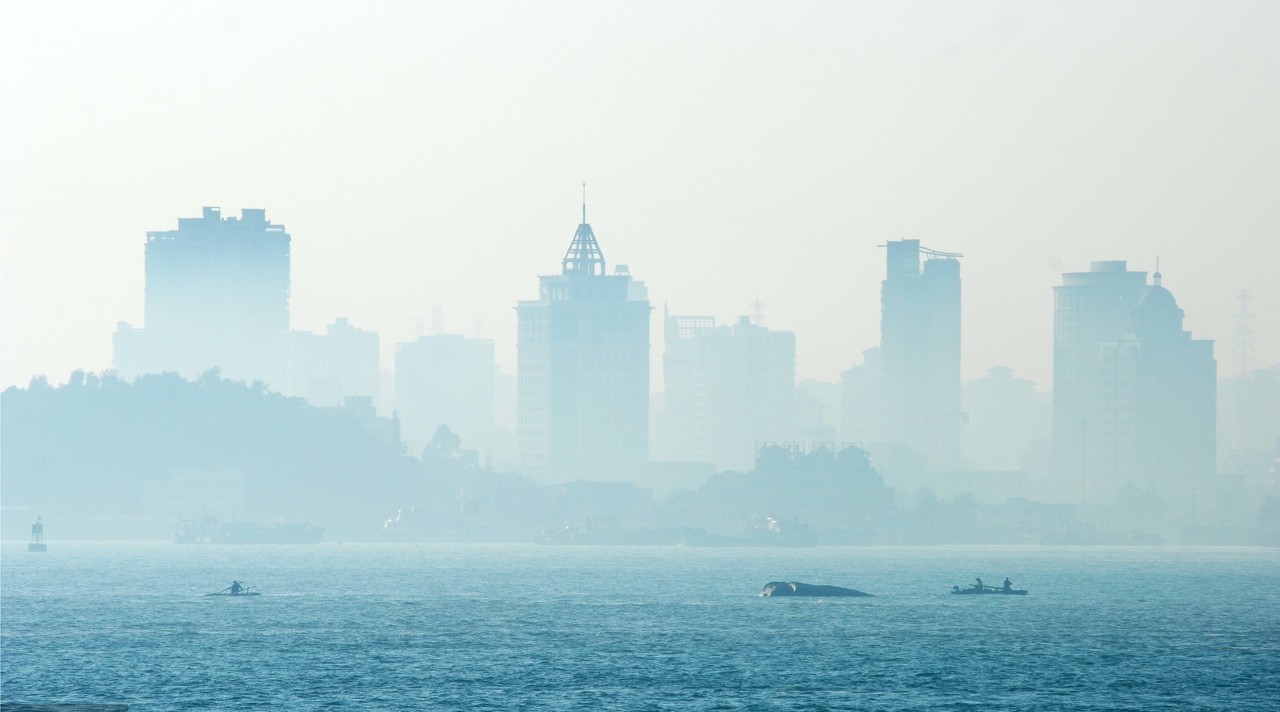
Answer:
[
  {"left": 952, "top": 584, "right": 1027, "bottom": 595},
  {"left": 207, "top": 581, "right": 259, "bottom": 597}
]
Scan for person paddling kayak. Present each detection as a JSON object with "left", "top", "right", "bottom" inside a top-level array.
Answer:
[{"left": 230, "top": 580, "right": 244, "bottom": 595}]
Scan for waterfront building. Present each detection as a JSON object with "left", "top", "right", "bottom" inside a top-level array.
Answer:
[
  {"left": 395, "top": 333, "right": 496, "bottom": 455},
  {"left": 879, "top": 239, "right": 963, "bottom": 471},
  {"left": 286, "top": 317, "right": 380, "bottom": 408},
  {"left": 113, "top": 207, "right": 290, "bottom": 387},
  {"left": 963, "top": 366, "right": 1051, "bottom": 472},
  {"left": 840, "top": 347, "right": 882, "bottom": 445},
  {"left": 516, "top": 203, "right": 650, "bottom": 477},
  {"left": 1052, "top": 261, "right": 1149, "bottom": 493},
  {"left": 1053, "top": 261, "right": 1215, "bottom": 499},
  {"left": 660, "top": 311, "right": 796, "bottom": 471}
]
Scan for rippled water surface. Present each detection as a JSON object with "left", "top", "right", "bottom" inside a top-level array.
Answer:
[{"left": 3, "top": 544, "right": 1278, "bottom": 710}]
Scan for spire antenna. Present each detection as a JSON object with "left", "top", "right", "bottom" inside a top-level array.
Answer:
[
  {"left": 1154, "top": 256, "right": 1162, "bottom": 286},
  {"left": 562, "top": 186, "right": 605, "bottom": 276}
]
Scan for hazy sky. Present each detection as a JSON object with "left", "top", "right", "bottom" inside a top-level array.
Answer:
[{"left": 3, "top": 1, "right": 1277, "bottom": 392}]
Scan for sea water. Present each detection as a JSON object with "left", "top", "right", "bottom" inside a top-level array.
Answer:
[{"left": 2, "top": 544, "right": 1277, "bottom": 710}]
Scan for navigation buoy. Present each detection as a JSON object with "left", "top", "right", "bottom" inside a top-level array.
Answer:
[{"left": 28, "top": 516, "right": 47, "bottom": 552}]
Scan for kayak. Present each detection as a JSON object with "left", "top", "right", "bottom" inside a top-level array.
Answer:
[{"left": 205, "top": 591, "right": 261, "bottom": 597}]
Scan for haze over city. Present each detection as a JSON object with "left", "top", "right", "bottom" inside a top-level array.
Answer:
[
  {"left": 3, "top": 1, "right": 1277, "bottom": 392},
  {"left": 4, "top": 4, "right": 1280, "bottom": 710}
]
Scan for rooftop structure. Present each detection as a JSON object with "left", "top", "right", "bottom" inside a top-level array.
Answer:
[
  {"left": 114, "top": 207, "right": 291, "bottom": 386},
  {"left": 516, "top": 198, "right": 650, "bottom": 478},
  {"left": 879, "top": 239, "right": 963, "bottom": 471}
]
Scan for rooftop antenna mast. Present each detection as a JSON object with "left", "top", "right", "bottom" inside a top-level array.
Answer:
[{"left": 562, "top": 182, "right": 606, "bottom": 276}]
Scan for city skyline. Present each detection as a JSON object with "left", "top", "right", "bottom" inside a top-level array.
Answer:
[{"left": 3, "top": 2, "right": 1278, "bottom": 392}]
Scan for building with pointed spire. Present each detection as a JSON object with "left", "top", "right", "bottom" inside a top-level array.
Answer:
[{"left": 516, "top": 197, "right": 650, "bottom": 478}]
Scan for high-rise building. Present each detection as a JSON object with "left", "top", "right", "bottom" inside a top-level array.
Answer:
[
  {"left": 286, "top": 317, "right": 380, "bottom": 408},
  {"left": 879, "top": 239, "right": 963, "bottom": 470},
  {"left": 114, "top": 207, "right": 290, "bottom": 386},
  {"left": 1054, "top": 262, "right": 1216, "bottom": 499},
  {"left": 963, "top": 366, "right": 1051, "bottom": 472},
  {"left": 659, "top": 311, "right": 796, "bottom": 471},
  {"left": 1052, "top": 261, "right": 1148, "bottom": 493},
  {"left": 1097, "top": 271, "right": 1216, "bottom": 488},
  {"left": 395, "top": 333, "right": 495, "bottom": 456},
  {"left": 840, "top": 347, "right": 881, "bottom": 445},
  {"left": 516, "top": 203, "right": 650, "bottom": 477}
]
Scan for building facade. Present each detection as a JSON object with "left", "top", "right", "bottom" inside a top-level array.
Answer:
[
  {"left": 879, "top": 239, "right": 963, "bottom": 471},
  {"left": 286, "top": 317, "right": 380, "bottom": 408},
  {"left": 1054, "top": 262, "right": 1215, "bottom": 500},
  {"left": 114, "top": 207, "right": 290, "bottom": 387},
  {"left": 1052, "top": 261, "right": 1149, "bottom": 494},
  {"left": 516, "top": 206, "right": 650, "bottom": 476},
  {"left": 660, "top": 311, "right": 796, "bottom": 471},
  {"left": 395, "top": 333, "right": 496, "bottom": 456}
]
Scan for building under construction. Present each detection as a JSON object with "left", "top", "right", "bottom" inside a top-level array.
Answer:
[{"left": 879, "top": 239, "right": 963, "bottom": 471}]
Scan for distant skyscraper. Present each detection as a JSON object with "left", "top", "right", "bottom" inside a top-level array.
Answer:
[
  {"left": 114, "top": 207, "right": 290, "bottom": 386},
  {"left": 516, "top": 202, "right": 650, "bottom": 476},
  {"left": 1053, "top": 261, "right": 1215, "bottom": 499},
  {"left": 840, "top": 347, "right": 881, "bottom": 445},
  {"left": 963, "top": 366, "right": 1051, "bottom": 472},
  {"left": 1098, "top": 271, "right": 1216, "bottom": 487},
  {"left": 879, "top": 239, "right": 963, "bottom": 470},
  {"left": 395, "top": 333, "right": 496, "bottom": 456},
  {"left": 286, "top": 317, "right": 380, "bottom": 408},
  {"left": 660, "top": 310, "right": 796, "bottom": 471},
  {"left": 1052, "top": 261, "right": 1148, "bottom": 492}
]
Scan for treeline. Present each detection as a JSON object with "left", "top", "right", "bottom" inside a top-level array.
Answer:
[
  {"left": 2, "top": 371, "right": 898, "bottom": 543},
  {"left": 1, "top": 370, "right": 419, "bottom": 537}
]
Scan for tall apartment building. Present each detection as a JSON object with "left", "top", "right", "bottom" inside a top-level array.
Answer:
[
  {"left": 1054, "top": 262, "right": 1215, "bottom": 500},
  {"left": 1052, "top": 261, "right": 1148, "bottom": 492},
  {"left": 660, "top": 311, "right": 796, "bottom": 471},
  {"left": 879, "top": 239, "right": 963, "bottom": 470},
  {"left": 516, "top": 204, "right": 650, "bottom": 477},
  {"left": 395, "top": 333, "right": 496, "bottom": 455},
  {"left": 114, "top": 207, "right": 290, "bottom": 387}
]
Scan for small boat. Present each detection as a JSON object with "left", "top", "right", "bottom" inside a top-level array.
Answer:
[
  {"left": 952, "top": 585, "right": 1027, "bottom": 596},
  {"left": 207, "top": 581, "right": 258, "bottom": 596}
]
